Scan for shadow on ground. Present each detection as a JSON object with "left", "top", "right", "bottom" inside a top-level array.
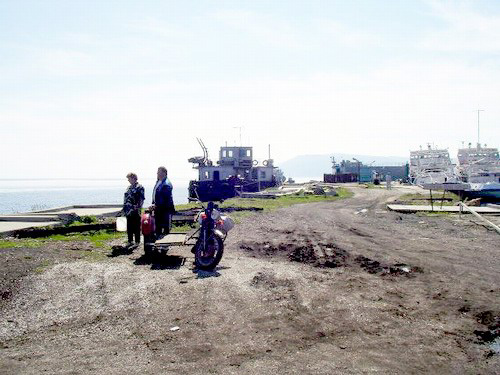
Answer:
[
  {"left": 191, "top": 265, "right": 231, "bottom": 279},
  {"left": 133, "top": 253, "right": 186, "bottom": 270},
  {"left": 108, "top": 244, "right": 138, "bottom": 257}
]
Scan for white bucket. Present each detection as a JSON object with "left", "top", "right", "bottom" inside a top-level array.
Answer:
[
  {"left": 218, "top": 215, "right": 234, "bottom": 233},
  {"left": 116, "top": 217, "right": 127, "bottom": 232}
]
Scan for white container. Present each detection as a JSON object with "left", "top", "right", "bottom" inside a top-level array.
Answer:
[
  {"left": 116, "top": 217, "right": 127, "bottom": 232},
  {"left": 218, "top": 215, "right": 234, "bottom": 233}
]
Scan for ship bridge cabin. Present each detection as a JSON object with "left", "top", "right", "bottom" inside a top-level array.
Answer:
[
  {"left": 193, "top": 146, "right": 275, "bottom": 184},
  {"left": 219, "top": 146, "right": 253, "bottom": 167}
]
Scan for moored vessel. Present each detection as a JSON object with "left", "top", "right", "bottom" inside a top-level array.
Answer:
[
  {"left": 409, "top": 145, "right": 458, "bottom": 186},
  {"left": 188, "top": 139, "right": 284, "bottom": 201},
  {"left": 456, "top": 143, "right": 500, "bottom": 183}
]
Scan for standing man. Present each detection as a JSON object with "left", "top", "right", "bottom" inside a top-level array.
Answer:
[
  {"left": 123, "top": 173, "right": 145, "bottom": 245},
  {"left": 386, "top": 174, "right": 392, "bottom": 190},
  {"left": 152, "top": 166, "right": 175, "bottom": 238}
]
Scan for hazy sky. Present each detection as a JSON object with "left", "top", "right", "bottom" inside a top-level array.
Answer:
[{"left": 1, "top": 0, "right": 499, "bottom": 181}]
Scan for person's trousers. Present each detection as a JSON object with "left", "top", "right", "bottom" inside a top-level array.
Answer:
[
  {"left": 155, "top": 208, "right": 172, "bottom": 237},
  {"left": 126, "top": 212, "right": 141, "bottom": 243}
]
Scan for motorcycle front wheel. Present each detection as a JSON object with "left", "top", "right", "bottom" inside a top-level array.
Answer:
[{"left": 194, "top": 234, "right": 224, "bottom": 270}]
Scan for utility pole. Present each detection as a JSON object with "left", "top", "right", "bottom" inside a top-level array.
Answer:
[
  {"left": 353, "top": 158, "right": 361, "bottom": 183},
  {"left": 477, "top": 109, "right": 484, "bottom": 147}
]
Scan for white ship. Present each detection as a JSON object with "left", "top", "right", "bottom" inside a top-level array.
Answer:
[
  {"left": 453, "top": 143, "right": 500, "bottom": 201},
  {"left": 456, "top": 143, "right": 500, "bottom": 183},
  {"left": 409, "top": 145, "right": 458, "bottom": 186}
]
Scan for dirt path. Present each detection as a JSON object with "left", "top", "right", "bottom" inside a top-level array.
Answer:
[{"left": 1, "top": 186, "right": 499, "bottom": 374}]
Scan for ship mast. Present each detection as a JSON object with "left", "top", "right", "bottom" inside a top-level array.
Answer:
[{"left": 477, "top": 109, "right": 484, "bottom": 147}]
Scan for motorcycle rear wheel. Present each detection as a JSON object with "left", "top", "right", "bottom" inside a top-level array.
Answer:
[{"left": 194, "top": 235, "right": 224, "bottom": 270}]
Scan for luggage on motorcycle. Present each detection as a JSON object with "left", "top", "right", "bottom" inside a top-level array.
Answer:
[
  {"left": 216, "top": 215, "right": 234, "bottom": 233},
  {"left": 141, "top": 212, "right": 155, "bottom": 235}
]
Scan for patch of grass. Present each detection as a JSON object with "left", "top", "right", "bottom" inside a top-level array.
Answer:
[
  {"left": 46, "top": 230, "right": 122, "bottom": 248},
  {"left": 171, "top": 188, "right": 353, "bottom": 225},
  {"left": 171, "top": 222, "right": 196, "bottom": 233},
  {"left": 0, "top": 240, "right": 20, "bottom": 249},
  {"left": 0, "top": 239, "right": 44, "bottom": 249},
  {"left": 1, "top": 230, "right": 122, "bottom": 252},
  {"left": 80, "top": 215, "right": 98, "bottom": 224},
  {"left": 173, "top": 188, "right": 353, "bottom": 215},
  {"left": 66, "top": 215, "right": 101, "bottom": 227},
  {"left": 399, "top": 191, "right": 461, "bottom": 206},
  {"left": 68, "top": 249, "right": 108, "bottom": 261},
  {"left": 229, "top": 211, "right": 254, "bottom": 224},
  {"left": 34, "top": 259, "right": 52, "bottom": 273},
  {"left": 175, "top": 202, "right": 203, "bottom": 211},
  {"left": 416, "top": 211, "right": 453, "bottom": 217},
  {"left": 363, "top": 183, "right": 385, "bottom": 189},
  {"left": 220, "top": 187, "right": 353, "bottom": 212}
]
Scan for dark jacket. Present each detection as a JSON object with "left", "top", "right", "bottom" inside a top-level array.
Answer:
[
  {"left": 153, "top": 178, "right": 175, "bottom": 213},
  {"left": 123, "top": 183, "right": 145, "bottom": 216}
]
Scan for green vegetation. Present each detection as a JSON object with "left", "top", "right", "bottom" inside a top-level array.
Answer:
[
  {"left": 220, "top": 187, "right": 353, "bottom": 211},
  {"left": 171, "top": 188, "right": 354, "bottom": 224},
  {"left": 225, "top": 211, "right": 254, "bottom": 224},
  {"left": 171, "top": 222, "right": 196, "bottom": 233},
  {"left": 34, "top": 260, "right": 52, "bottom": 273},
  {"left": 174, "top": 202, "right": 204, "bottom": 211},
  {"left": 68, "top": 248, "right": 108, "bottom": 261},
  {"left": 416, "top": 211, "right": 452, "bottom": 217},
  {"left": 363, "top": 183, "right": 385, "bottom": 189},
  {"left": 66, "top": 215, "right": 100, "bottom": 226},
  {"left": 0, "top": 230, "right": 122, "bottom": 251},
  {"left": 0, "top": 239, "right": 44, "bottom": 249},
  {"left": 47, "top": 230, "right": 122, "bottom": 247},
  {"left": 173, "top": 187, "right": 353, "bottom": 213}
]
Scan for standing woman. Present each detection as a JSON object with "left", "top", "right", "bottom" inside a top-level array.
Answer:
[{"left": 123, "top": 173, "right": 145, "bottom": 245}]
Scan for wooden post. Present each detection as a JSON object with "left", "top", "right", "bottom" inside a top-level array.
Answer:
[{"left": 459, "top": 202, "right": 500, "bottom": 235}]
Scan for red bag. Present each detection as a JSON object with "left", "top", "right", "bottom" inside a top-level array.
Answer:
[{"left": 141, "top": 212, "right": 155, "bottom": 235}]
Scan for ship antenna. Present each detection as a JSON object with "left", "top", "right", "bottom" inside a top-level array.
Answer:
[
  {"left": 233, "top": 126, "right": 242, "bottom": 146},
  {"left": 477, "top": 109, "right": 484, "bottom": 147}
]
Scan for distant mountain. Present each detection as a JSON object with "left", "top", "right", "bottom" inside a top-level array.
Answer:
[{"left": 278, "top": 154, "right": 408, "bottom": 179}]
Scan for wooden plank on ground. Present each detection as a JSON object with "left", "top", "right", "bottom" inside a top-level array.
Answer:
[
  {"left": 386, "top": 204, "right": 500, "bottom": 214},
  {"left": 155, "top": 233, "right": 187, "bottom": 246}
]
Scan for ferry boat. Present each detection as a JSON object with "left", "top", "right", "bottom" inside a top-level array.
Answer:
[
  {"left": 409, "top": 145, "right": 458, "bottom": 186},
  {"left": 188, "top": 139, "right": 284, "bottom": 201},
  {"left": 456, "top": 143, "right": 500, "bottom": 183},
  {"left": 455, "top": 143, "right": 500, "bottom": 200}
]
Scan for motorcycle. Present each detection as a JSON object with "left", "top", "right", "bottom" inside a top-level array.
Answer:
[
  {"left": 191, "top": 201, "right": 234, "bottom": 270},
  {"left": 141, "top": 200, "right": 233, "bottom": 270}
]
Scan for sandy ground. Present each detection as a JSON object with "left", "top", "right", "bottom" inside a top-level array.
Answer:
[{"left": 0, "top": 186, "right": 499, "bottom": 374}]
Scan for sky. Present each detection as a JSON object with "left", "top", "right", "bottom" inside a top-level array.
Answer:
[{"left": 1, "top": 0, "right": 499, "bottom": 182}]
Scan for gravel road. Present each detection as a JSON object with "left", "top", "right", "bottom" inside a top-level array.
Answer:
[{"left": 1, "top": 186, "right": 498, "bottom": 374}]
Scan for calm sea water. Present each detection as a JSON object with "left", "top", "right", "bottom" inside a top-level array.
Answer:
[{"left": 0, "top": 179, "right": 189, "bottom": 214}]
